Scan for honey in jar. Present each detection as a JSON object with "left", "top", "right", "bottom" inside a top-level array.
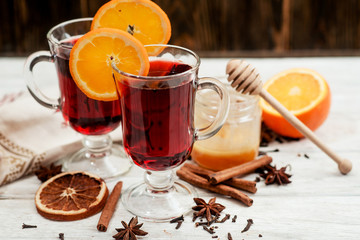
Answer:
[{"left": 192, "top": 84, "right": 262, "bottom": 171}]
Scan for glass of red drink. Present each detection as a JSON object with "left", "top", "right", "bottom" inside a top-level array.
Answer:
[
  {"left": 113, "top": 45, "right": 230, "bottom": 221},
  {"left": 24, "top": 18, "right": 132, "bottom": 179}
]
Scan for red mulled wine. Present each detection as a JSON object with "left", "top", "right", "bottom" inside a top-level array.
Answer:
[
  {"left": 118, "top": 60, "right": 194, "bottom": 171},
  {"left": 55, "top": 37, "right": 121, "bottom": 135}
]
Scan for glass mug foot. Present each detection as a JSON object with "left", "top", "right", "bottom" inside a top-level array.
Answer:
[{"left": 122, "top": 170, "right": 197, "bottom": 221}]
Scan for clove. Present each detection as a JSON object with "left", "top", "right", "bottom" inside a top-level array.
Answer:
[
  {"left": 241, "top": 219, "right": 254, "bottom": 233},
  {"left": 170, "top": 215, "right": 184, "bottom": 223},
  {"left": 22, "top": 223, "right": 37, "bottom": 229},
  {"left": 59, "top": 233, "right": 64, "bottom": 240},
  {"left": 202, "top": 225, "right": 215, "bottom": 234}
]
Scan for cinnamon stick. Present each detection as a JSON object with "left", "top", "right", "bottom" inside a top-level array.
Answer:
[
  {"left": 208, "top": 155, "right": 272, "bottom": 184},
  {"left": 182, "top": 163, "right": 257, "bottom": 193},
  {"left": 97, "top": 181, "right": 123, "bottom": 232},
  {"left": 176, "top": 168, "right": 253, "bottom": 206},
  {"left": 224, "top": 178, "right": 257, "bottom": 194},
  {"left": 182, "top": 162, "right": 213, "bottom": 177}
]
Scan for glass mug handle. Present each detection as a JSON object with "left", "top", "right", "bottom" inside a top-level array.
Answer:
[
  {"left": 195, "top": 77, "right": 230, "bottom": 141},
  {"left": 23, "top": 51, "right": 60, "bottom": 110}
]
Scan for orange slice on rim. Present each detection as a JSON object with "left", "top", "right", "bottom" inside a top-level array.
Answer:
[
  {"left": 35, "top": 171, "right": 108, "bottom": 221},
  {"left": 260, "top": 68, "right": 331, "bottom": 138},
  {"left": 91, "top": 0, "right": 171, "bottom": 55},
  {"left": 69, "top": 28, "right": 149, "bottom": 101}
]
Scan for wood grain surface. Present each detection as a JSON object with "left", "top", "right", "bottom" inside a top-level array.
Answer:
[{"left": 1, "top": 0, "right": 360, "bottom": 57}]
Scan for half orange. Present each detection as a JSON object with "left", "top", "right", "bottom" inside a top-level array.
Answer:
[
  {"left": 260, "top": 68, "right": 331, "bottom": 138},
  {"left": 91, "top": 0, "right": 171, "bottom": 55},
  {"left": 69, "top": 28, "right": 149, "bottom": 101}
]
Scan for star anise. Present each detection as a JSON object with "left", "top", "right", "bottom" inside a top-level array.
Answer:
[
  {"left": 34, "top": 163, "right": 62, "bottom": 182},
  {"left": 113, "top": 217, "right": 148, "bottom": 240},
  {"left": 192, "top": 197, "right": 225, "bottom": 222},
  {"left": 258, "top": 164, "right": 291, "bottom": 185}
]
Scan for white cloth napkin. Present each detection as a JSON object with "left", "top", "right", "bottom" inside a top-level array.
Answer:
[{"left": 0, "top": 92, "right": 82, "bottom": 186}]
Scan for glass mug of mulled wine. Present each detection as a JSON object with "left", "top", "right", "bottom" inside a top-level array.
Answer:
[
  {"left": 24, "top": 18, "right": 132, "bottom": 179},
  {"left": 112, "top": 44, "right": 230, "bottom": 221}
]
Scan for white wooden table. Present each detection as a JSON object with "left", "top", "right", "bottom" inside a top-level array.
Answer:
[{"left": 0, "top": 57, "right": 359, "bottom": 239}]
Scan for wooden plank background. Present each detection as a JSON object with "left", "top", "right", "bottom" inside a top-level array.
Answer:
[{"left": 1, "top": 0, "right": 360, "bottom": 57}]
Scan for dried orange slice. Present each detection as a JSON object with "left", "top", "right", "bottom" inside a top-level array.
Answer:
[
  {"left": 261, "top": 68, "right": 331, "bottom": 138},
  {"left": 69, "top": 28, "right": 149, "bottom": 101},
  {"left": 91, "top": 0, "right": 171, "bottom": 55},
  {"left": 35, "top": 171, "right": 108, "bottom": 221}
]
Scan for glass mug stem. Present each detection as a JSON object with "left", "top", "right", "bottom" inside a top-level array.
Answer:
[
  {"left": 83, "top": 134, "right": 112, "bottom": 159},
  {"left": 144, "top": 170, "right": 174, "bottom": 192}
]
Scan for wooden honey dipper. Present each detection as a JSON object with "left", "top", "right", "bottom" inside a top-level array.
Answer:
[{"left": 226, "top": 59, "right": 352, "bottom": 175}]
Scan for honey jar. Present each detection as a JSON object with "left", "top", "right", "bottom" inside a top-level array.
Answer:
[{"left": 192, "top": 83, "right": 262, "bottom": 171}]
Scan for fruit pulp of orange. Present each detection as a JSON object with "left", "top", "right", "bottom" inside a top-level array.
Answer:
[{"left": 260, "top": 68, "right": 331, "bottom": 138}]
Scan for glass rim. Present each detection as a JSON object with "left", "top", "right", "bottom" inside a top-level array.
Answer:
[
  {"left": 111, "top": 44, "right": 201, "bottom": 81},
  {"left": 47, "top": 17, "right": 93, "bottom": 49}
]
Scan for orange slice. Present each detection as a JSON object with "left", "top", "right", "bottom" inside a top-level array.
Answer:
[
  {"left": 69, "top": 28, "right": 149, "bottom": 101},
  {"left": 35, "top": 171, "right": 108, "bottom": 221},
  {"left": 91, "top": 0, "right": 171, "bottom": 55},
  {"left": 260, "top": 68, "right": 331, "bottom": 138}
]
